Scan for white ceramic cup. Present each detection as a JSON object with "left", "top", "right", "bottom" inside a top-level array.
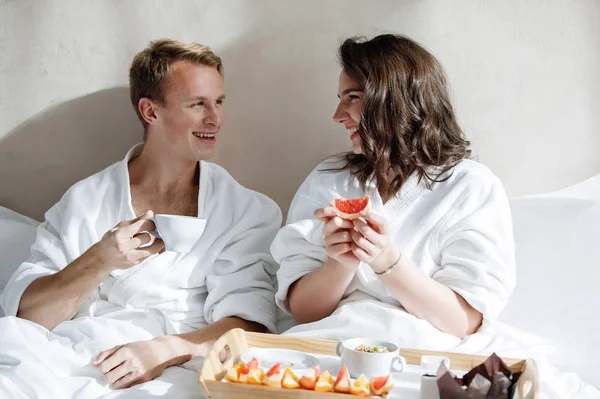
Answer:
[
  {"left": 420, "top": 355, "right": 450, "bottom": 376},
  {"left": 147, "top": 214, "right": 207, "bottom": 253},
  {"left": 335, "top": 338, "right": 406, "bottom": 378},
  {"left": 420, "top": 356, "right": 450, "bottom": 399}
]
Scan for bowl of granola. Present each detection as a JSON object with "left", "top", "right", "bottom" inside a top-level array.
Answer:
[{"left": 335, "top": 338, "right": 406, "bottom": 378}]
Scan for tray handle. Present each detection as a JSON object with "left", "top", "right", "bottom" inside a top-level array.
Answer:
[
  {"left": 517, "top": 358, "right": 539, "bottom": 399},
  {"left": 198, "top": 328, "right": 249, "bottom": 397}
]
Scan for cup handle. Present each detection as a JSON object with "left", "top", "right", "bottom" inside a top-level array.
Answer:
[
  {"left": 391, "top": 355, "right": 406, "bottom": 372},
  {"left": 335, "top": 342, "right": 343, "bottom": 357},
  {"left": 147, "top": 230, "right": 161, "bottom": 238},
  {"left": 146, "top": 217, "right": 161, "bottom": 238}
]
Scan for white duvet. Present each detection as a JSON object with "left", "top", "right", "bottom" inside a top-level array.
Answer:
[
  {"left": 0, "top": 313, "right": 202, "bottom": 399},
  {"left": 282, "top": 300, "right": 600, "bottom": 399},
  {"left": 1, "top": 301, "right": 599, "bottom": 398}
]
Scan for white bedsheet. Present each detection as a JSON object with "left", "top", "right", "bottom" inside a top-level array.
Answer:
[
  {"left": 0, "top": 313, "right": 202, "bottom": 398},
  {"left": 282, "top": 300, "right": 600, "bottom": 399},
  {"left": 2, "top": 300, "right": 598, "bottom": 398}
]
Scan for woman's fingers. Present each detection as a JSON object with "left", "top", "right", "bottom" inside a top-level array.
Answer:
[
  {"left": 323, "top": 216, "right": 354, "bottom": 236},
  {"left": 350, "top": 229, "right": 378, "bottom": 256},
  {"left": 359, "top": 211, "right": 389, "bottom": 235},
  {"left": 324, "top": 230, "right": 352, "bottom": 246},
  {"left": 326, "top": 242, "right": 352, "bottom": 258},
  {"left": 314, "top": 207, "right": 338, "bottom": 222}
]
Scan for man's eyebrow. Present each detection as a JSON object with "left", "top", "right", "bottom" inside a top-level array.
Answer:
[{"left": 189, "top": 94, "right": 227, "bottom": 101}]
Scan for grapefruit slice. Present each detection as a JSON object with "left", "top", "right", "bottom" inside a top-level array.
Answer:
[
  {"left": 238, "top": 357, "right": 259, "bottom": 383},
  {"left": 281, "top": 366, "right": 300, "bottom": 389},
  {"left": 334, "top": 365, "right": 352, "bottom": 393},
  {"left": 263, "top": 362, "right": 282, "bottom": 388},
  {"left": 225, "top": 361, "right": 244, "bottom": 382},
  {"left": 381, "top": 378, "right": 394, "bottom": 394},
  {"left": 350, "top": 374, "right": 370, "bottom": 396},
  {"left": 299, "top": 365, "right": 320, "bottom": 390},
  {"left": 247, "top": 368, "right": 264, "bottom": 385},
  {"left": 314, "top": 370, "right": 334, "bottom": 392},
  {"left": 334, "top": 195, "right": 371, "bottom": 220},
  {"left": 370, "top": 375, "right": 392, "bottom": 395}
]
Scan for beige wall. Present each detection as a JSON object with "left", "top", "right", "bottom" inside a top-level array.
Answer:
[{"left": 1, "top": 0, "right": 599, "bottom": 221}]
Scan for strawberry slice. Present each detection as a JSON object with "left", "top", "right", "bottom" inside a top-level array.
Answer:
[
  {"left": 240, "top": 357, "right": 260, "bottom": 376},
  {"left": 334, "top": 365, "right": 352, "bottom": 393},
  {"left": 247, "top": 357, "right": 260, "bottom": 370},
  {"left": 265, "top": 362, "right": 281, "bottom": 377},
  {"left": 299, "top": 365, "right": 321, "bottom": 390},
  {"left": 263, "top": 362, "right": 282, "bottom": 388}
]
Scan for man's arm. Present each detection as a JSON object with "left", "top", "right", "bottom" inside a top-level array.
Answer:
[
  {"left": 18, "top": 248, "right": 112, "bottom": 329},
  {"left": 95, "top": 190, "right": 282, "bottom": 389},
  {"left": 94, "top": 316, "right": 265, "bottom": 389},
  {"left": 161, "top": 317, "right": 265, "bottom": 361},
  {"left": 17, "top": 212, "right": 163, "bottom": 330}
]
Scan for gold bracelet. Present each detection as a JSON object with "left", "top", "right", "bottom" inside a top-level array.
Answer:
[{"left": 375, "top": 252, "right": 402, "bottom": 277}]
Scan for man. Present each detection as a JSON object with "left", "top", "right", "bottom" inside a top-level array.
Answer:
[{"left": 0, "top": 39, "right": 281, "bottom": 396}]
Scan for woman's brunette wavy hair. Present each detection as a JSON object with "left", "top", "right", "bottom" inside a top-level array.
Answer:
[{"left": 333, "top": 34, "right": 471, "bottom": 197}]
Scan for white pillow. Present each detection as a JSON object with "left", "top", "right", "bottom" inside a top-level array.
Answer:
[
  {"left": 0, "top": 207, "right": 40, "bottom": 317},
  {"left": 501, "top": 175, "right": 600, "bottom": 387}
]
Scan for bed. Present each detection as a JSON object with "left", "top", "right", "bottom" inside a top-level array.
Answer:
[{"left": 1, "top": 174, "right": 599, "bottom": 398}]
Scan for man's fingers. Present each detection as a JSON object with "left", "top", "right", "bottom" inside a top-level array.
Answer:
[
  {"left": 97, "top": 347, "right": 124, "bottom": 374},
  {"left": 132, "top": 238, "right": 165, "bottom": 260},
  {"left": 113, "top": 372, "right": 140, "bottom": 390},
  {"left": 122, "top": 219, "right": 156, "bottom": 238},
  {"left": 105, "top": 363, "right": 129, "bottom": 385},
  {"left": 93, "top": 345, "right": 121, "bottom": 367},
  {"left": 120, "top": 210, "right": 153, "bottom": 227},
  {"left": 128, "top": 231, "right": 155, "bottom": 250}
]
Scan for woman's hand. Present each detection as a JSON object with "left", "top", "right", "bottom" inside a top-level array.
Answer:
[
  {"left": 350, "top": 211, "right": 400, "bottom": 273},
  {"left": 314, "top": 206, "right": 361, "bottom": 269}
]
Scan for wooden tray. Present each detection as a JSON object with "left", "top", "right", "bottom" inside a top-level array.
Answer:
[{"left": 198, "top": 328, "right": 539, "bottom": 398}]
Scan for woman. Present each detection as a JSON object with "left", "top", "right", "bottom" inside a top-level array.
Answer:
[{"left": 271, "top": 34, "right": 515, "bottom": 340}]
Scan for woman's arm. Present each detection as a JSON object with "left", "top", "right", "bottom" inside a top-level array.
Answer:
[
  {"left": 350, "top": 211, "right": 482, "bottom": 339},
  {"left": 287, "top": 208, "right": 360, "bottom": 324},
  {"left": 287, "top": 257, "right": 357, "bottom": 324},
  {"left": 371, "top": 245, "right": 481, "bottom": 338}
]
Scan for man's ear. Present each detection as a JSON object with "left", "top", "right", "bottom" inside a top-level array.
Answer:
[{"left": 138, "top": 97, "right": 159, "bottom": 126}]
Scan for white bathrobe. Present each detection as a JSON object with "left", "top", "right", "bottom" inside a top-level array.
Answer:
[
  {"left": 0, "top": 144, "right": 281, "bottom": 398},
  {"left": 273, "top": 157, "right": 516, "bottom": 350}
]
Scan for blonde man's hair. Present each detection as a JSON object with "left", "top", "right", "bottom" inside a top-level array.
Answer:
[{"left": 129, "top": 38, "right": 223, "bottom": 132}]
